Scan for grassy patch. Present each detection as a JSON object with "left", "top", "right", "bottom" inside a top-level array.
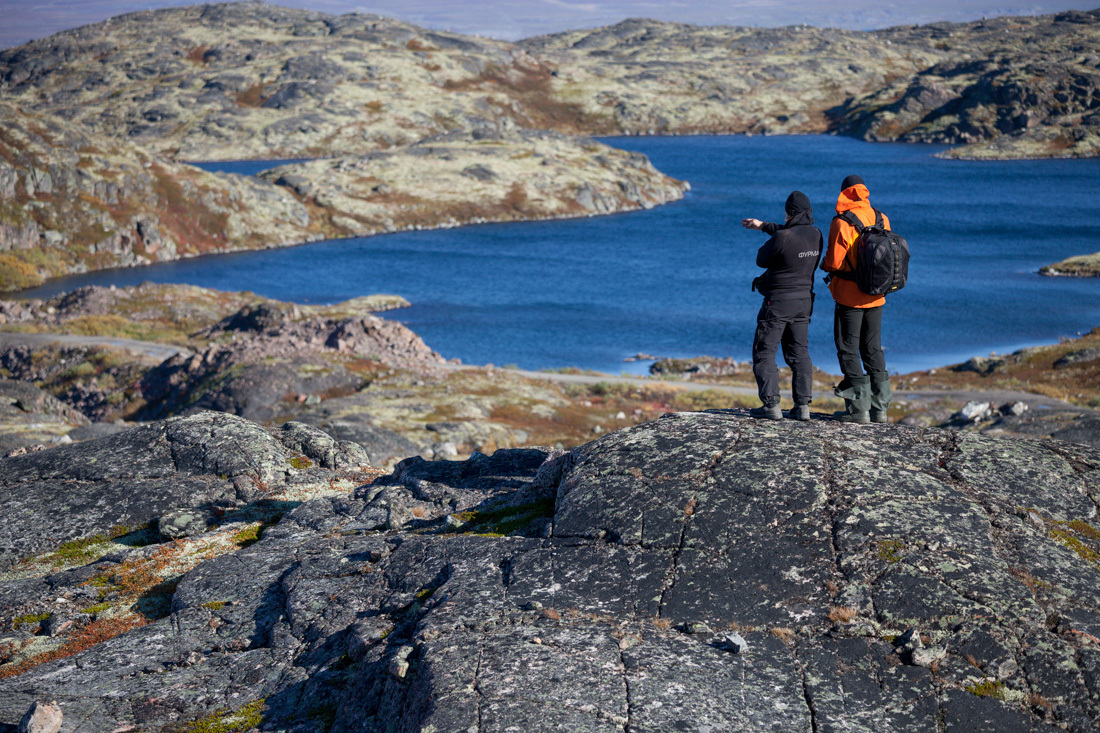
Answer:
[
  {"left": 453, "top": 498, "right": 555, "bottom": 537},
  {"left": 201, "top": 601, "right": 228, "bottom": 611},
  {"left": 289, "top": 456, "right": 313, "bottom": 470},
  {"left": 35, "top": 524, "right": 135, "bottom": 568},
  {"left": 177, "top": 699, "right": 266, "bottom": 733},
  {"left": 965, "top": 679, "right": 1008, "bottom": 700},
  {"left": 876, "top": 539, "right": 907, "bottom": 564},
  {"left": 11, "top": 612, "right": 49, "bottom": 631}
]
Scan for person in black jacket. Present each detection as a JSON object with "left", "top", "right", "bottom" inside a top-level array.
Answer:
[{"left": 741, "top": 191, "right": 822, "bottom": 420}]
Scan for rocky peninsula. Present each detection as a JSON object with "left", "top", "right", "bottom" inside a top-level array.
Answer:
[
  {"left": 1040, "top": 252, "right": 1100, "bottom": 278},
  {"left": 0, "top": 105, "right": 686, "bottom": 291}
]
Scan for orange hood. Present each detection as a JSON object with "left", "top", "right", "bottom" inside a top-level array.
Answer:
[{"left": 836, "top": 184, "right": 870, "bottom": 213}]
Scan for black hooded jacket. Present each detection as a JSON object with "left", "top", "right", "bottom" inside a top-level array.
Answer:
[{"left": 755, "top": 199, "right": 823, "bottom": 300}]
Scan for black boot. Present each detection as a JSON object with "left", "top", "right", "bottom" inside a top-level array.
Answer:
[
  {"left": 749, "top": 404, "right": 782, "bottom": 420},
  {"left": 833, "top": 375, "right": 871, "bottom": 424},
  {"left": 870, "top": 374, "right": 892, "bottom": 423}
]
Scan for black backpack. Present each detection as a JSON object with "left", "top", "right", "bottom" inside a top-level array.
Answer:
[{"left": 831, "top": 209, "right": 909, "bottom": 296}]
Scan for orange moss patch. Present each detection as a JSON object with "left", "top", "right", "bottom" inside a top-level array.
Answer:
[
  {"left": 236, "top": 83, "right": 269, "bottom": 108},
  {"left": 186, "top": 46, "right": 210, "bottom": 64},
  {"left": 0, "top": 615, "right": 148, "bottom": 679},
  {"left": 442, "top": 62, "right": 611, "bottom": 134}
]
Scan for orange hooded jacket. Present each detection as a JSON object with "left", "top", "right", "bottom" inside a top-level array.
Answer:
[{"left": 823, "top": 183, "right": 890, "bottom": 309}]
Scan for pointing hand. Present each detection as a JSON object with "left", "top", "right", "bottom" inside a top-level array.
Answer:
[{"left": 741, "top": 218, "right": 764, "bottom": 230}]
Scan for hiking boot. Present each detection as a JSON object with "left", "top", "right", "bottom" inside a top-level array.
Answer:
[
  {"left": 833, "top": 409, "right": 870, "bottom": 424},
  {"left": 833, "top": 375, "right": 871, "bottom": 424},
  {"left": 870, "top": 374, "right": 892, "bottom": 424},
  {"left": 749, "top": 405, "right": 782, "bottom": 420},
  {"left": 786, "top": 404, "right": 811, "bottom": 421}
]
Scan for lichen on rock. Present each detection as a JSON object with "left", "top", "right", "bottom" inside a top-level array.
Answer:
[{"left": 0, "top": 410, "right": 1096, "bottom": 731}]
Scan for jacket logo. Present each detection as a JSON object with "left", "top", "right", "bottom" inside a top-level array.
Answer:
[{"left": 799, "top": 250, "right": 820, "bottom": 258}]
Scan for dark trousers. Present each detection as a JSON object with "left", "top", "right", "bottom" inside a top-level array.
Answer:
[
  {"left": 753, "top": 296, "right": 813, "bottom": 407},
  {"left": 833, "top": 303, "right": 886, "bottom": 380}
]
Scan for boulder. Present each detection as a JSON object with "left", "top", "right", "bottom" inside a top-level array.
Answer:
[
  {"left": 0, "top": 412, "right": 1096, "bottom": 731},
  {"left": 0, "top": 411, "right": 365, "bottom": 567}
]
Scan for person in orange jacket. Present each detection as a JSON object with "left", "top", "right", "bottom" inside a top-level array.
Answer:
[{"left": 821, "top": 174, "right": 893, "bottom": 423}]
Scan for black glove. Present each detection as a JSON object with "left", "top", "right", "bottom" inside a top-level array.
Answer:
[{"left": 751, "top": 276, "right": 763, "bottom": 293}]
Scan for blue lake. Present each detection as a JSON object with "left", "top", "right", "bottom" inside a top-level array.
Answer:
[{"left": 19, "top": 135, "right": 1100, "bottom": 375}]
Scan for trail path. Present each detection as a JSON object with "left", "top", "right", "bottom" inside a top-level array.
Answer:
[
  {"left": 0, "top": 331, "right": 1083, "bottom": 412},
  {"left": 442, "top": 364, "right": 1083, "bottom": 411},
  {"left": 0, "top": 332, "right": 193, "bottom": 362}
]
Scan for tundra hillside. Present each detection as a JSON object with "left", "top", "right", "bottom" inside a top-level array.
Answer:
[{"left": 2, "top": 3, "right": 1096, "bottom": 161}]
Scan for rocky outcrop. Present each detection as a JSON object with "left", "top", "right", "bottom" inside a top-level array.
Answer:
[
  {"left": 137, "top": 302, "right": 444, "bottom": 422},
  {"left": 1040, "top": 252, "right": 1100, "bottom": 277},
  {"left": 0, "top": 411, "right": 1097, "bottom": 731},
  {"left": 0, "top": 411, "right": 370, "bottom": 569},
  {"left": 831, "top": 12, "right": 1100, "bottom": 159},
  {"left": 0, "top": 379, "right": 89, "bottom": 453},
  {"left": 0, "top": 104, "right": 315, "bottom": 291}
]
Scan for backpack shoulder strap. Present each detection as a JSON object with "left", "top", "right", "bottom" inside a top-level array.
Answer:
[
  {"left": 837, "top": 211, "right": 865, "bottom": 233},
  {"left": 872, "top": 208, "right": 884, "bottom": 230}
]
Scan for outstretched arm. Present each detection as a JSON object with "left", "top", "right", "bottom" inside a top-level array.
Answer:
[{"left": 742, "top": 218, "right": 779, "bottom": 235}]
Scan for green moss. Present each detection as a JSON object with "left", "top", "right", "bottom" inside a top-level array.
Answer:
[
  {"left": 1067, "top": 520, "right": 1100, "bottom": 541},
  {"left": 1048, "top": 527, "right": 1100, "bottom": 569},
  {"left": 201, "top": 601, "right": 228, "bottom": 611},
  {"left": 12, "top": 612, "right": 49, "bottom": 630},
  {"left": 84, "top": 602, "right": 113, "bottom": 615},
  {"left": 455, "top": 498, "right": 555, "bottom": 537},
  {"left": 966, "top": 679, "right": 1008, "bottom": 700},
  {"left": 416, "top": 587, "right": 436, "bottom": 601},
  {"left": 289, "top": 455, "right": 313, "bottom": 470},
  {"left": 876, "top": 539, "right": 907, "bottom": 564},
  {"left": 180, "top": 698, "right": 266, "bottom": 733},
  {"left": 232, "top": 524, "right": 263, "bottom": 548}
]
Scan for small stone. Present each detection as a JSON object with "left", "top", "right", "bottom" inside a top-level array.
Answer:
[
  {"left": 910, "top": 646, "right": 946, "bottom": 668},
  {"left": 615, "top": 411, "right": 627, "bottom": 420},
  {"left": 388, "top": 657, "right": 409, "bottom": 679},
  {"left": 894, "top": 627, "right": 922, "bottom": 650},
  {"left": 19, "top": 701, "right": 62, "bottom": 733},
  {"left": 444, "top": 514, "right": 466, "bottom": 530},
  {"left": 41, "top": 615, "right": 72, "bottom": 638},
  {"left": 523, "top": 601, "right": 543, "bottom": 611},
  {"left": 1008, "top": 401, "right": 1029, "bottom": 416},
  {"left": 684, "top": 621, "right": 711, "bottom": 635},
  {"left": 994, "top": 657, "right": 1019, "bottom": 679},
  {"left": 724, "top": 632, "right": 748, "bottom": 654},
  {"left": 531, "top": 637, "right": 543, "bottom": 645},
  {"left": 958, "top": 401, "right": 991, "bottom": 422}
]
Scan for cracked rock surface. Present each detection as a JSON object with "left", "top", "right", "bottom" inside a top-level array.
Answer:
[{"left": 0, "top": 411, "right": 1098, "bottom": 732}]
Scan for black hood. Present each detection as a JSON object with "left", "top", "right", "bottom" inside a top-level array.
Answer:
[{"left": 784, "top": 190, "right": 813, "bottom": 227}]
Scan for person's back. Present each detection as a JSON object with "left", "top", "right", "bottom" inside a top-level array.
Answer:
[
  {"left": 824, "top": 182, "right": 891, "bottom": 309},
  {"left": 755, "top": 207, "right": 821, "bottom": 299},
  {"left": 822, "top": 175, "right": 893, "bottom": 424},
  {"left": 742, "top": 191, "right": 822, "bottom": 421}
]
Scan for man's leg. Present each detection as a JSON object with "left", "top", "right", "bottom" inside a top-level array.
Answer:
[
  {"left": 780, "top": 298, "right": 813, "bottom": 417},
  {"left": 858, "top": 305, "right": 892, "bottom": 422},
  {"left": 833, "top": 304, "right": 870, "bottom": 423},
  {"left": 752, "top": 302, "right": 785, "bottom": 418},
  {"left": 833, "top": 303, "right": 864, "bottom": 380}
]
